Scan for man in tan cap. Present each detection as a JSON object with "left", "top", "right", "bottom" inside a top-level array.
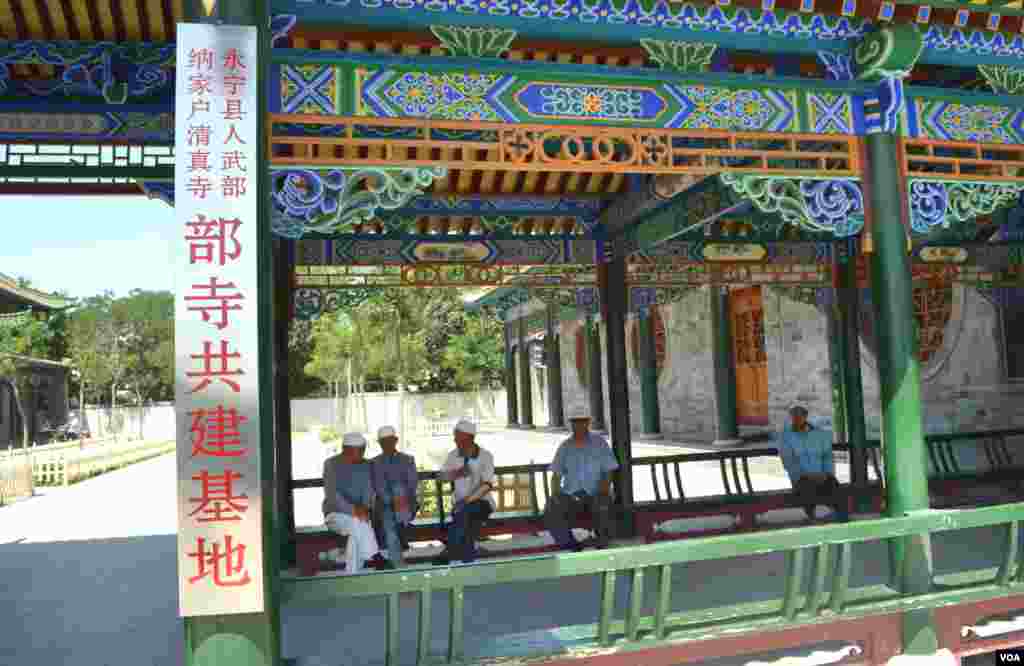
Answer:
[
  {"left": 433, "top": 419, "right": 495, "bottom": 565},
  {"left": 371, "top": 425, "right": 419, "bottom": 567},
  {"left": 323, "top": 432, "right": 394, "bottom": 572},
  {"left": 545, "top": 408, "right": 618, "bottom": 551}
]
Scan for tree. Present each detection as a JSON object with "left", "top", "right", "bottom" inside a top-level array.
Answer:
[
  {"left": 288, "top": 319, "right": 324, "bottom": 398},
  {"left": 442, "top": 314, "right": 505, "bottom": 390}
]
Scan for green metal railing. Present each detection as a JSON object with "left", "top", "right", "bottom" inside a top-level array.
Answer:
[{"left": 282, "top": 502, "right": 1024, "bottom": 666}]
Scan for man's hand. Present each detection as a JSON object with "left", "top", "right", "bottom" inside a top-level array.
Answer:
[
  {"left": 393, "top": 496, "right": 409, "bottom": 514},
  {"left": 598, "top": 479, "right": 611, "bottom": 496},
  {"left": 353, "top": 505, "right": 371, "bottom": 522}
]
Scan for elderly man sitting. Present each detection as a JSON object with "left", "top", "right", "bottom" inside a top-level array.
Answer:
[
  {"left": 433, "top": 419, "right": 495, "bottom": 565},
  {"left": 371, "top": 425, "right": 419, "bottom": 567},
  {"left": 544, "top": 408, "right": 619, "bottom": 552},
  {"left": 776, "top": 404, "right": 849, "bottom": 523},
  {"left": 323, "top": 432, "right": 394, "bottom": 573}
]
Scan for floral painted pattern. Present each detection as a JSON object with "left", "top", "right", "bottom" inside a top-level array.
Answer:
[{"left": 377, "top": 72, "right": 508, "bottom": 121}]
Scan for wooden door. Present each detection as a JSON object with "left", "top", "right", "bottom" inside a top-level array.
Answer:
[{"left": 729, "top": 286, "right": 770, "bottom": 426}]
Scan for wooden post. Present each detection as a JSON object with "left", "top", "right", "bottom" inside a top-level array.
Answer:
[{"left": 601, "top": 254, "right": 634, "bottom": 537}]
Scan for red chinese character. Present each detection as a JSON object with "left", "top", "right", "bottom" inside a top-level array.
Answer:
[
  {"left": 189, "top": 98, "right": 211, "bottom": 120},
  {"left": 185, "top": 277, "right": 244, "bottom": 330},
  {"left": 190, "top": 405, "right": 248, "bottom": 457},
  {"left": 221, "top": 176, "right": 248, "bottom": 199},
  {"left": 187, "top": 535, "right": 252, "bottom": 587},
  {"left": 224, "top": 124, "right": 247, "bottom": 146},
  {"left": 189, "top": 469, "right": 249, "bottom": 522},
  {"left": 223, "top": 74, "right": 247, "bottom": 96},
  {"left": 223, "top": 48, "right": 247, "bottom": 71},
  {"left": 186, "top": 340, "right": 244, "bottom": 393},
  {"left": 188, "top": 151, "right": 211, "bottom": 172},
  {"left": 186, "top": 175, "right": 213, "bottom": 199},
  {"left": 184, "top": 215, "right": 243, "bottom": 266},
  {"left": 222, "top": 150, "right": 247, "bottom": 172},
  {"left": 187, "top": 125, "right": 212, "bottom": 147},
  {"left": 222, "top": 98, "right": 246, "bottom": 121},
  {"left": 188, "top": 48, "right": 215, "bottom": 71},
  {"left": 188, "top": 74, "right": 213, "bottom": 96}
]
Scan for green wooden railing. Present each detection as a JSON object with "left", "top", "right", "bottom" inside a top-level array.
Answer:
[{"left": 282, "top": 502, "right": 1024, "bottom": 666}]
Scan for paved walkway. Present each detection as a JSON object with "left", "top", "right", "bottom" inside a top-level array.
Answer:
[{"left": 0, "top": 429, "right": 1010, "bottom": 666}]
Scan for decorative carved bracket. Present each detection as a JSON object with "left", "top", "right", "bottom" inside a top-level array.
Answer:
[
  {"left": 139, "top": 181, "right": 173, "bottom": 206},
  {"left": 0, "top": 41, "right": 173, "bottom": 103},
  {"left": 430, "top": 25, "right": 517, "bottom": 58},
  {"left": 640, "top": 40, "right": 717, "bottom": 73},
  {"left": 629, "top": 285, "right": 691, "bottom": 315},
  {"left": 978, "top": 64, "right": 1024, "bottom": 96},
  {"left": 270, "top": 15, "right": 298, "bottom": 48},
  {"left": 271, "top": 166, "right": 448, "bottom": 239},
  {"left": 719, "top": 174, "right": 865, "bottom": 238},
  {"left": 293, "top": 287, "right": 379, "bottom": 320},
  {"left": 908, "top": 181, "right": 1024, "bottom": 234},
  {"left": 854, "top": 25, "right": 923, "bottom": 135},
  {"left": 817, "top": 52, "right": 854, "bottom": 81}
]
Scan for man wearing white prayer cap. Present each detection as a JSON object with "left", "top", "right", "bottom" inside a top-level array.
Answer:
[
  {"left": 544, "top": 407, "right": 618, "bottom": 552},
  {"left": 433, "top": 419, "right": 496, "bottom": 565},
  {"left": 371, "top": 425, "right": 419, "bottom": 567},
  {"left": 322, "top": 432, "right": 394, "bottom": 573}
]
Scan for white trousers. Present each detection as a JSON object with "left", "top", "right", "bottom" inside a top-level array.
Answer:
[{"left": 325, "top": 512, "right": 382, "bottom": 574}]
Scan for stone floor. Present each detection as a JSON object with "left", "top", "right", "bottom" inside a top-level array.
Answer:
[{"left": 0, "top": 429, "right": 1019, "bottom": 666}]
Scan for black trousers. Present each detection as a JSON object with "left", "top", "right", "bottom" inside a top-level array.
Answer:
[{"left": 793, "top": 475, "right": 848, "bottom": 520}]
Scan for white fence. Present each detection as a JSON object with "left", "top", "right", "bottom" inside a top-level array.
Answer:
[
  {"left": 31, "top": 438, "right": 174, "bottom": 487},
  {"left": 57, "top": 391, "right": 508, "bottom": 446},
  {"left": 0, "top": 447, "right": 32, "bottom": 505}
]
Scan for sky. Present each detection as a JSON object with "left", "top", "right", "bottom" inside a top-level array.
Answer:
[{"left": 0, "top": 196, "right": 178, "bottom": 300}]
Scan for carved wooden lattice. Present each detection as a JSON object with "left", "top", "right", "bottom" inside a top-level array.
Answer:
[
  {"left": 270, "top": 115, "right": 860, "bottom": 177},
  {"left": 733, "top": 310, "right": 767, "bottom": 365},
  {"left": 913, "top": 285, "right": 953, "bottom": 363}
]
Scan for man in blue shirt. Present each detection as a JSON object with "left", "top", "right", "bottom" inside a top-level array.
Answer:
[
  {"left": 776, "top": 404, "right": 848, "bottom": 522},
  {"left": 371, "top": 425, "right": 420, "bottom": 567},
  {"left": 544, "top": 409, "right": 619, "bottom": 551}
]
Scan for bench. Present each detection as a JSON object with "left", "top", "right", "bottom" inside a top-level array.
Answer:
[{"left": 291, "top": 430, "right": 1024, "bottom": 574}]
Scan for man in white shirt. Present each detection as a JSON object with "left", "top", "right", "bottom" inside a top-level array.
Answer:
[{"left": 433, "top": 419, "right": 495, "bottom": 565}]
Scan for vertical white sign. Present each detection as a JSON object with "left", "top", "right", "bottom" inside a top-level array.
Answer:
[{"left": 174, "top": 23, "right": 263, "bottom": 617}]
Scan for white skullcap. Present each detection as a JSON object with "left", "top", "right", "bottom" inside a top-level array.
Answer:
[
  {"left": 567, "top": 407, "right": 591, "bottom": 420},
  {"left": 377, "top": 425, "right": 397, "bottom": 439},
  {"left": 454, "top": 419, "right": 477, "bottom": 435},
  {"left": 342, "top": 432, "right": 367, "bottom": 448}
]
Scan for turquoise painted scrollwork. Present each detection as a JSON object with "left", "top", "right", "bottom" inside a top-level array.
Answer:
[
  {"left": 271, "top": 166, "right": 447, "bottom": 238},
  {"left": 719, "top": 174, "right": 864, "bottom": 238},
  {"left": 909, "top": 180, "right": 1024, "bottom": 234}
]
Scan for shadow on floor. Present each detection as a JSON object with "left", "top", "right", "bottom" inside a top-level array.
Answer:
[{"left": 0, "top": 535, "right": 182, "bottom": 666}]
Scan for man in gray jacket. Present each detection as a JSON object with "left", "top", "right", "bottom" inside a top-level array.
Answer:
[
  {"left": 371, "top": 425, "right": 420, "bottom": 567},
  {"left": 323, "top": 432, "right": 394, "bottom": 573}
]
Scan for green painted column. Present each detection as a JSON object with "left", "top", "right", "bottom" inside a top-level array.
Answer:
[
  {"left": 504, "top": 321, "right": 519, "bottom": 427},
  {"left": 637, "top": 308, "right": 661, "bottom": 437},
  {"left": 183, "top": 1, "right": 282, "bottom": 665},
  {"left": 601, "top": 255, "right": 634, "bottom": 536},
  {"left": 826, "top": 297, "right": 848, "bottom": 445},
  {"left": 273, "top": 240, "right": 296, "bottom": 568},
  {"left": 709, "top": 287, "right": 739, "bottom": 444},
  {"left": 865, "top": 131, "right": 937, "bottom": 656},
  {"left": 518, "top": 316, "right": 534, "bottom": 429},
  {"left": 545, "top": 304, "right": 565, "bottom": 429},
  {"left": 835, "top": 242, "right": 870, "bottom": 513},
  {"left": 587, "top": 316, "right": 607, "bottom": 433}
]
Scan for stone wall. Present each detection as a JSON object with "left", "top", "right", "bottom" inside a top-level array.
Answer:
[{"left": 547, "top": 284, "right": 1024, "bottom": 443}]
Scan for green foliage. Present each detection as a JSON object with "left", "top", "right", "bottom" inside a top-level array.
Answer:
[
  {"left": 319, "top": 427, "right": 340, "bottom": 444},
  {"left": 288, "top": 319, "right": 324, "bottom": 398},
  {"left": 302, "top": 288, "right": 506, "bottom": 394},
  {"left": 66, "top": 289, "right": 175, "bottom": 406},
  {"left": 442, "top": 314, "right": 505, "bottom": 390}
]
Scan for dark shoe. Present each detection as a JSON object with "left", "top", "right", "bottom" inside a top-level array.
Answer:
[
  {"left": 364, "top": 553, "right": 395, "bottom": 570},
  {"left": 432, "top": 550, "right": 452, "bottom": 566}
]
